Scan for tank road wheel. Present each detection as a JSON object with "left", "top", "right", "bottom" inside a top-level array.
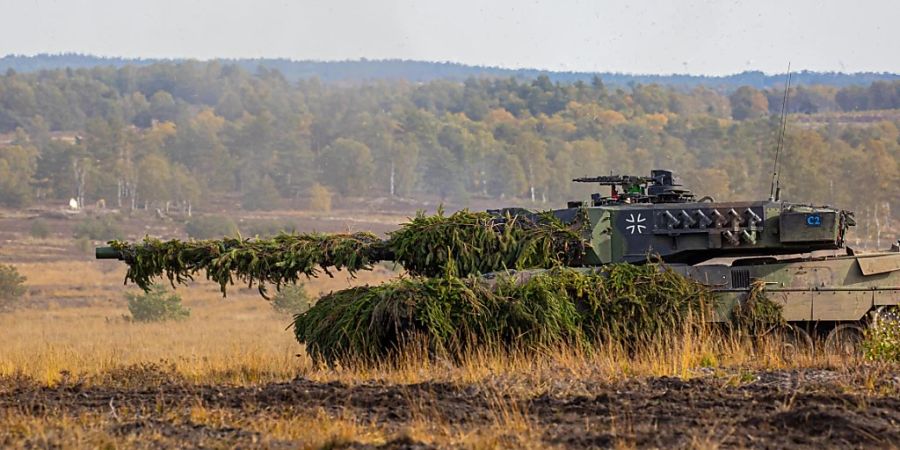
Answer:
[
  {"left": 823, "top": 324, "right": 864, "bottom": 358},
  {"left": 779, "top": 324, "right": 814, "bottom": 360}
]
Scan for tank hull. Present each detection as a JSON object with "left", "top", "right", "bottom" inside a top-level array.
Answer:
[
  {"left": 497, "top": 250, "right": 900, "bottom": 326},
  {"left": 674, "top": 252, "right": 900, "bottom": 323}
]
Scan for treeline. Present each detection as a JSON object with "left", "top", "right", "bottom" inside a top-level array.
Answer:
[
  {"left": 2, "top": 54, "right": 899, "bottom": 88},
  {"left": 0, "top": 62, "right": 896, "bottom": 224}
]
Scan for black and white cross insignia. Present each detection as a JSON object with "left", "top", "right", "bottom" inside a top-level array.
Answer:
[{"left": 625, "top": 213, "right": 646, "bottom": 234}]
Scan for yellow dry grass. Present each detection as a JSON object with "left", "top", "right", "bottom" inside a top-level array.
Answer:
[
  {"left": 0, "top": 398, "right": 550, "bottom": 449},
  {"left": 0, "top": 406, "right": 393, "bottom": 450},
  {"left": 0, "top": 254, "right": 863, "bottom": 389},
  {"left": 1, "top": 256, "right": 401, "bottom": 385},
  {"left": 0, "top": 302, "right": 300, "bottom": 385}
]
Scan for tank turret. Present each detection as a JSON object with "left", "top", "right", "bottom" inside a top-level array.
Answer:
[{"left": 491, "top": 169, "right": 854, "bottom": 266}]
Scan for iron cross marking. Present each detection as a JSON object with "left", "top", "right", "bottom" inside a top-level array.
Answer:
[{"left": 625, "top": 213, "right": 647, "bottom": 234}]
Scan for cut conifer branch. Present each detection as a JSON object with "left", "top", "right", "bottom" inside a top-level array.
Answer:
[{"left": 106, "top": 208, "right": 588, "bottom": 295}]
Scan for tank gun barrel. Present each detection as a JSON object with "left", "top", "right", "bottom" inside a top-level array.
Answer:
[
  {"left": 573, "top": 175, "right": 653, "bottom": 185},
  {"left": 94, "top": 238, "right": 395, "bottom": 263},
  {"left": 92, "top": 209, "right": 588, "bottom": 293},
  {"left": 96, "top": 246, "right": 123, "bottom": 260}
]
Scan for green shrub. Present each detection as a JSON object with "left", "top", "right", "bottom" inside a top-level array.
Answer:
[
  {"left": 126, "top": 284, "right": 190, "bottom": 323},
  {"left": 863, "top": 310, "right": 900, "bottom": 362},
  {"left": 29, "top": 219, "right": 50, "bottom": 239},
  {"left": 185, "top": 215, "right": 238, "bottom": 239},
  {"left": 74, "top": 216, "right": 123, "bottom": 241},
  {"left": 0, "top": 264, "right": 26, "bottom": 311},
  {"left": 294, "top": 265, "right": 713, "bottom": 365},
  {"left": 272, "top": 284, "right": 314, "bottom": 315},
  {"left": 242, "top": 176, "right": 280, "bottom": 211}
]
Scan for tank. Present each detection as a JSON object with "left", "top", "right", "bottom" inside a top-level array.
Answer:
[
  {"left": 490, "top": 169, "right": 900, "bottom": 351},
  {"left": 97, "top": 169, "right": 899, "bottom": 350}
]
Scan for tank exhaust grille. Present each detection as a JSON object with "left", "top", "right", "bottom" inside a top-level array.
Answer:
[{"left": 731, "top": 269, "right": 751, "bottom": 289}]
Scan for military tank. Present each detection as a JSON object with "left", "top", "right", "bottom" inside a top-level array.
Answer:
[
  {"left": 489, "top": 169, "right": 900, "bottom": 351},
  {"left": 96, "top": 169, "right": 899, "bottom": 351}
]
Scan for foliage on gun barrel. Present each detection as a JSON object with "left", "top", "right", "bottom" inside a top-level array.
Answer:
[
  {"left": 110, "top": 232, "right": 385, "bottom": 296},
  {"left": 294, "top": 265, "right": 713, "bottom": 365},
  {"left": 109, "top": 209, "right": 587, "bottom": 294},
  {"left": 388, "top": 208, "right": 586, "bottom": 277}
]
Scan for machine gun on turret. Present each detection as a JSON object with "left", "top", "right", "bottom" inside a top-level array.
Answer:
[{"left": 571, "top": 169, "right": 695, "bottom": 206}]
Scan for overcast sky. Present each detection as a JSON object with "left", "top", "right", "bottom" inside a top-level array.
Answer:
[{"left": 1, "top": 0, "right": 897, "bottom": 75}]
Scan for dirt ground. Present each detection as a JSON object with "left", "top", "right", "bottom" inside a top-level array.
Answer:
[{"left": 1, "top": 365, "right": 898, "bottom": 449}]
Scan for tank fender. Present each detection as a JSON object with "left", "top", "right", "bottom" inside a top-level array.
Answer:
[{"left": 857, "top": 254, "right": 900, "bottom": 276}]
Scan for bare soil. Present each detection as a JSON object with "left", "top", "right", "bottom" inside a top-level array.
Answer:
[{"left": 2, "top": 366, "right": 898, "bottom": 449}]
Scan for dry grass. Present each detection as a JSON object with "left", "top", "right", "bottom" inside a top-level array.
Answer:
[
  {"left": 0, "top": 303, "right": 300, "bottom": 385},
  {"left": 0, "top": 405, "right": 393, "bottom": 449},
  {"left": 0, "top": 257, "right": 864, "bottom": 389},
  {"left": 0, "top": 399, "right": 553, "bottom": 449},
  {"left": 190, "top": 406, "right": 392, "bottom": 449},
  {"left": 0, "top": 211, "right": 879, "bottom": 376},
  {"left": 0, "top": 259, "right": 403, "bottom": 385},
  {"left": 0, "top": 410, "right": 127, "bottom": 449},
  {"left": 0, "top": 236, "right": 820, "bottom": 389}
]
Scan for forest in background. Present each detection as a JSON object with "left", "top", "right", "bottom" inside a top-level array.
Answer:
[
  {"left": 3, "top": 54, "right": 899, "bottom": 88},
  {"left": 0, "top": 60, "right": 897, "bottom": 229}
]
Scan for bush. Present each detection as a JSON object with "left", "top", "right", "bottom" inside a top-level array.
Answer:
[
  {"left": 242, "top": 176, "right": 281, "bottom": 211},
  {"left": 0, "top": 264, "right": 26, "bottom": 311},
  {"left": 0, "top": 264, "right": 25, "bottom": 311},
  {"left": 863, "top": 309, "right": 900, "bottom": 362},
  {"left": 272, "top": 284, "right": 314, "bottom": 315},
  {"left": 294, "top": 265, "right": 713, "bottom": 365},
  {"left": 74, "top": 216, "right": 123, "bottom": 241},
  {"left": 308, "top": 183, "right": 332, "bottom": 212},
  {"left": 185, "top": 215, "right": 239, "bottom": 239},
  {"left": 29, "top": 219, "right": 50, "bottom": 239},
  {"left": 126, "top": 284, "right": 190, "bottom": 323}
]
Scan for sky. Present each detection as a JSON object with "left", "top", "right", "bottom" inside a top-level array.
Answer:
[{"left": 0, "top": 0, "right": 897, "bottom": 75}]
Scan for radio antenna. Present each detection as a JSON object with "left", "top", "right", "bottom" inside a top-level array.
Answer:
[{"left": 770, "top": 63, "right": 792, "bottom": 201}]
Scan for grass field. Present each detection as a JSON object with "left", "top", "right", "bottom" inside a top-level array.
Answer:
[{"left": 1, "top": 209, "right": 899, "bottom": 448}]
